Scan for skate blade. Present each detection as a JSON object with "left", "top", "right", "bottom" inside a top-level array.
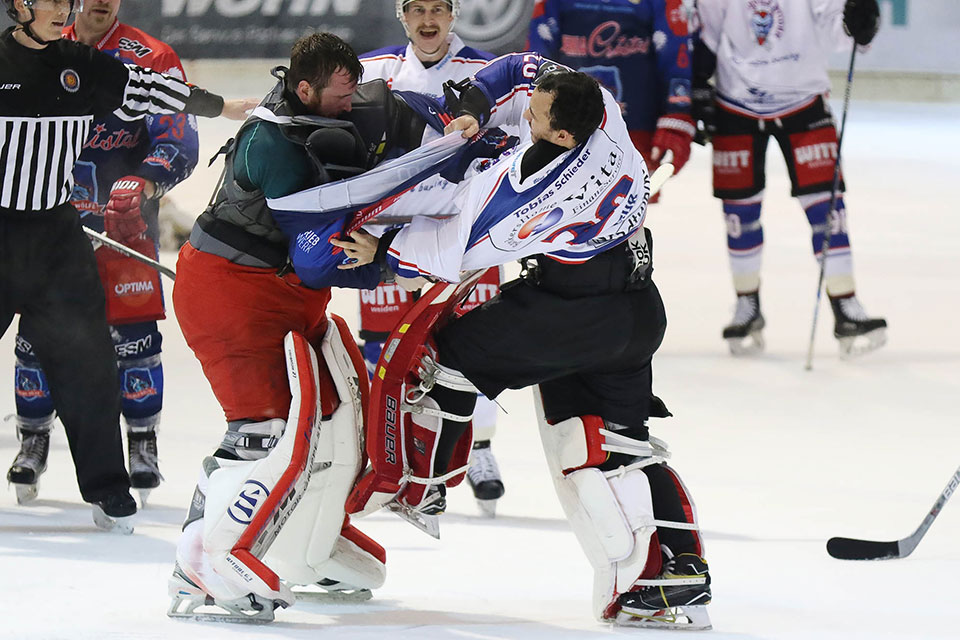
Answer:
[
  {"left": 476, "top": 498, "right": 498, "bottom": 518},
  {"left": 12, "top": 482, "right": 38, "bottom": 505},
  {"left": 838, "top": 328, "right": 887, "bottom": 359},
  {"left": 92, "top": 505, "right": 135, "bottom": 535},
  {"left": 386, "top": 498, "right": 441, "bottom": 539},
  {"left": 726, "top": 330, "right": 765, "bottom": 356},
  {"left": 616, "top": 605, "right": 712, "bottom": 631},
  {"left": 293, "top": 585, "right": 373, "bottom": 603},
  {"left": 167, "top": 594, "right": 276, "bottom": 624},
  {"left": 136, "top": 488, "right": 152, "bottom": 508}
]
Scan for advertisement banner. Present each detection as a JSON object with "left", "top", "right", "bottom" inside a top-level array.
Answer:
[{"left": 113, "top": 0, "right": 533, "bottom": 59}]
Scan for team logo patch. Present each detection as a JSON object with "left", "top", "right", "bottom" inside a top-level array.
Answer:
[
  {"left": 122, "top": 368, "right": 158, "bottom": 402},
  {"left": 15, "top": 367, "right": 48, "bottom": 401},
  {"left": 144, "top": 143, "right": 180, "bottom": 171},
  {"left": 748, "top": 0, "right": 785, "bottom": 46},
  {"left": 60, "top": 69, "right": 80, "bottom": 93},
  {"left": 228, "top": 480, "right": 270, "bottom": 525}
]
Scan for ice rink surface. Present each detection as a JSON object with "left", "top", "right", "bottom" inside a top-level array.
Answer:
[{"left": 1, "top": 100, "right": 958, "bottom": 639}]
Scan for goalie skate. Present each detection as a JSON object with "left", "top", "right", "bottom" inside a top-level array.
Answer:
[
  {"left": 616, "top": 553, "right": 712, "bottom": 630},
  {"left": 292, "top": 578, "right": 373, "bottom": 603},
  {"left": 167, "top": 563, "right": 279, "bottom": 624},
  {"left": 831, "top": 295, "right": 887, "bottom": 359},
  {"left": 723, "top": 292, "right": 765, "bottom": 355}
]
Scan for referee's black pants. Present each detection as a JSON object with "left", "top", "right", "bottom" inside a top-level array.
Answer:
[{"left": 0, "top": 204, "right": 130, "bottom": 503}]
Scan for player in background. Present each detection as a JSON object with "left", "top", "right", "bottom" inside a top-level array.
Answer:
[
  {"left": 358, "top": 0, "right": 505, "bottom": 515},
  {"left": 8, "top": 0, "right": 199, "bottom": 507},
  {"left": 693, "top": 0, "right": 886, "bottom": 356},
  {"left": 1, "top": 0, "right": 251, "bottom": 531},
  {"left": 527, "top": 0, "right": 696, "bottom": 194}
]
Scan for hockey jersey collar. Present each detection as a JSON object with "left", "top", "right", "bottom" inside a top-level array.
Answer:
[
  {"left": 405, "top": 33, "right": 468, "bottom": 72},
  {"left": 62, "top": 18, "right": 119, "bottom": 50}
]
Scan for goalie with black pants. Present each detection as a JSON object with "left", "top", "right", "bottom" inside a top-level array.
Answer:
[{"left": 340, "top": 55, "right": 712, "bottom": 629}]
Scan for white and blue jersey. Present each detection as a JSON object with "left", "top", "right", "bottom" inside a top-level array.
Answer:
[{"left": 386, "top": 53, "right": 651, "bottom": 282}]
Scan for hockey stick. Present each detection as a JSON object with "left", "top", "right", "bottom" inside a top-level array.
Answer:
[
  {"left": 84, "top": 227, "right": 177, "bottom": 281},
  {"left": 827, "top": 465, "right": 960, "bottom": 560},
  {"left": 804, "top": 44, "right": 857, "bottom": 371}
]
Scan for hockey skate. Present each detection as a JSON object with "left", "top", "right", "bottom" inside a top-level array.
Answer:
[
  {"left": 830, "top": 295, "right": 887, "bottom": 358},
  {"left": 617, "top": 552, "right": 712, "bottom": 631},
  {"left": 6, "top": 420, "right": 51, "bottom": 505},
  {"left": 127, "top": 426, "right": 163, "bottom": 506},
  {"left": 466, "top": 440, "right": 504, "bottom": 517},
  {"left": 91, "top": 490, "right": 137, "bottom": 534},
  {"left": 722, "top": 292, "right": 765, "bottom": 355},
  {"left": 387, "top": 484, "right": 446, "bottom": 539},
  {"left": 292, "top": 577, "right": 373, "bottom": 603},
  {"left": 168, "top": 563, "right": 279, "bottom": 624}
]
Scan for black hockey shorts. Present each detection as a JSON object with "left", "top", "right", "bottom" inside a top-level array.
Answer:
[
  {"left": 436, "top": 279, "right": 667, "bottom": 430},
  {"left": 712, "top": 96, "right": 846, "bottom": 200}
]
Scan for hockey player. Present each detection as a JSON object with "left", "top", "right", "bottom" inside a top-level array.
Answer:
[
  {"left": 357, "top": 0, "right": 505, "bottom": 514},
  {"left": 334, "top": 53, "right": 712, "bottom": 629},
  {"left": 527, "top": 0, "right": 696, "bottom": 192},
  {"left": 0, "top": 0, "right": 252, "bottom": 531},
  {"left": 7, "top": 0, "right": 199, "bottom": 507},
  {"left": 167, "top": 32, "right": 460, "bottom": 621},
  {"left": 694, "top": 0, "right": 886, "bottom": 356}
]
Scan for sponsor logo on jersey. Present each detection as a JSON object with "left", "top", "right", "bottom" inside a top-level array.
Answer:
[
  {"left": 115, "top": 280, "right": 156, "bottom": 296},
  {"left": 60, "top": 69, "right": 80, "bottom": 93},
  {"left": 517, "top": 207, "right": 563, "bottom": 239},
  {"left": 228, "top": 480, "right": 270, "bottom": 525},
  {"left": 122, "top": 368, "right": 158, "bottom": 401},
  {"left": 0, "top": 83, "right": 21, "bottom": 90},
  {"left": 15, "top": 367, "right": 47, "bottom": 400},
  {"left": 116, "top": 36, "right": 153, "bottom": 58},
  {"left": 560, "top": 22, "right": 651, "bottom": 60},
  {"left": 85, "top": 124, "right": 142, "bottom": 152},
  {"left": 14, "top": 335, "right": 34, "bottom": 355},
  {"left": 748, "top": 0, "right": 785, "bottom": 46}
]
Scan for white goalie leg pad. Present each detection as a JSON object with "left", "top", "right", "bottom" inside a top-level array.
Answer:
[
  {"left": 263, "top": 316, "right": 385, "bottom": 591},
  {"left": 535, "top": 392, "right": 668, "bottom": 622},
  {"left": 196, "top": 331, "right": 325, "bottom": 607}
]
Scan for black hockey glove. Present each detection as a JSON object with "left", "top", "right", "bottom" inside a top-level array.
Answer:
[
  {"left": 691, "top": 84, "right": 716, "bottom": 146},
  {"left": 843, "top": 0, "right": 880, "bottom": 46}
]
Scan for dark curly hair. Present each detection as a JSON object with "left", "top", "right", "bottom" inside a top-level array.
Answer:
[
  {"left": 535, "top": 71, "right": 604, "bottom": 144},
  {"left": 288, "top": 32, "right": 363, "bottom": 93}
]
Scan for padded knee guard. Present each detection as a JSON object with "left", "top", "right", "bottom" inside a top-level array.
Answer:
[{"left": 535, "top": 394, "right": 703, "bottom": 622}]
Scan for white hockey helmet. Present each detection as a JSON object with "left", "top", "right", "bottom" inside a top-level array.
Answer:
[{"left": 396, "top": 0, "right": 460, "bottom": 29}]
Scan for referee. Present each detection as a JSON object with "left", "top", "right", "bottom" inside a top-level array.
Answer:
[{"left": 0, "top": 0, "right": 251, "bottom": 532}]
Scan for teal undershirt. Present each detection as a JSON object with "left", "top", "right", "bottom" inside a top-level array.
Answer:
[{"left": 233, "top": 120, "right": 315, "bottom": 199}]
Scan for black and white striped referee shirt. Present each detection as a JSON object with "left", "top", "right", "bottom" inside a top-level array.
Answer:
[{"left": 0, "top": 26, "right": 223, "bottom": 214}]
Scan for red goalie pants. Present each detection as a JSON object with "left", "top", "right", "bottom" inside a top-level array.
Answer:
[{"left": 173, "top": 244, "right": 331, "bottom": 422}]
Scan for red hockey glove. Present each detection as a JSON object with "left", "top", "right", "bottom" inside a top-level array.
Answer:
[
  {"left": 104, "top": 176, "right": 149, "bottom": 245},
  {"left": 650, "top": 115, "right": 696, "bottom": 174}
]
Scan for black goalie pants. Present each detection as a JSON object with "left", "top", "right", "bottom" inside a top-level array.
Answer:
[
  {"left": 0, "top": 204, "right": 130, "bottom": 502},
  {"left": 437, "top": 278, "right": 667, "bottom": 432}
]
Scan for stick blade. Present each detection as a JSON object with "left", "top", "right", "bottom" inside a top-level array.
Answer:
[{"left": 826, "top": 536, "right": 900, "bottom": 560}]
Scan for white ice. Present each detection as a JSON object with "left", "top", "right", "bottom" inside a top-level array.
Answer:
[{"left": 1, "top": 100, "right": 958, "bottom": 639}]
